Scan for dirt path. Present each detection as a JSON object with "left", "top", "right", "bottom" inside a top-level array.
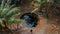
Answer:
[{"left": 0, "top": 16, "right": 59, "bottom": 34}]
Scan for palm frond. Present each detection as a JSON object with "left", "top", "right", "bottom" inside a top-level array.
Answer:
[{"left": 31, "top": 8, "right": 38, "bottom": 13}]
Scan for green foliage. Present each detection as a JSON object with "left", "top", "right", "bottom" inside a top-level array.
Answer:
[
  {"left": 0, "top": 0, "right": 21, "bottom": 28},
  {"left": 36, "top": 0, "right": 45, "bottom": 3},
  {"left": 54, "top": 0, "right": 60, "bottom": 3}
]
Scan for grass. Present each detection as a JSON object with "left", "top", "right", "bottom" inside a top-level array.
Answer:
[{"left": 0, "top": 0, "right": 21, "bottom": 29}]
